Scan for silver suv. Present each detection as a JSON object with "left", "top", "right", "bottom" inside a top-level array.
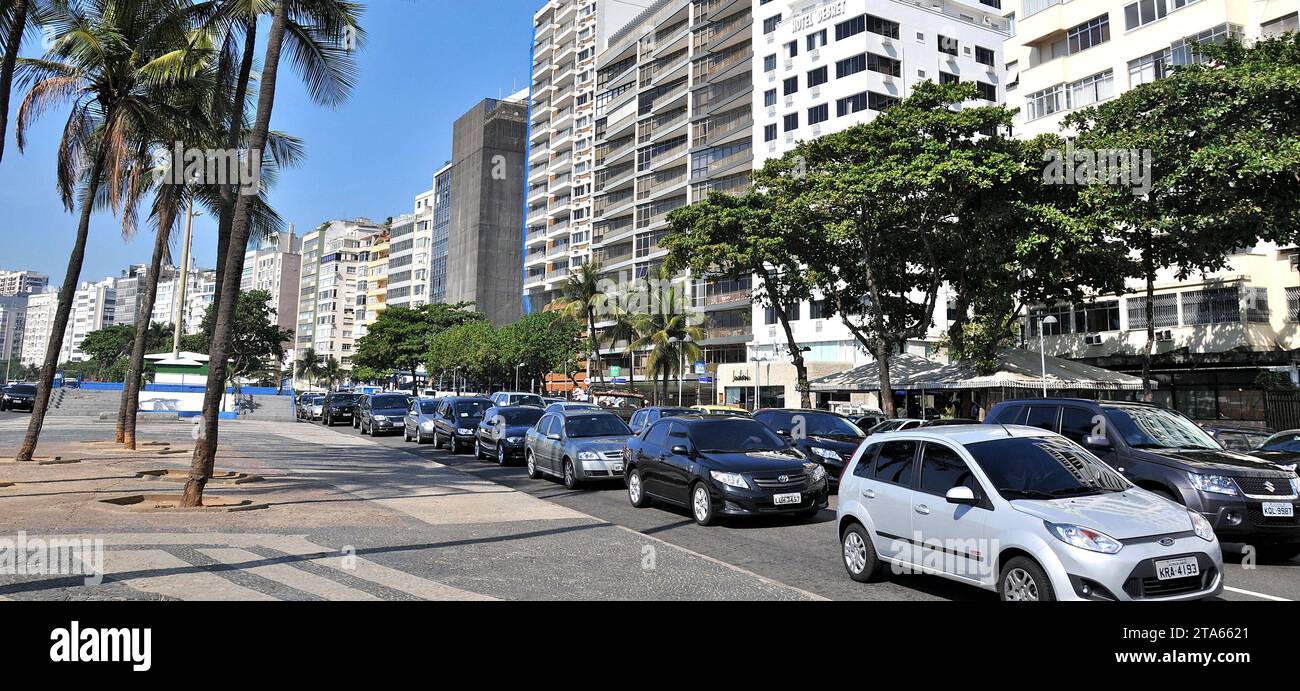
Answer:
[{"left": 837, "top": 425, "right": 1223, "bottom": 601}]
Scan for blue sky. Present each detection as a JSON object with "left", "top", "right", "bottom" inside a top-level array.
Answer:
[{"left": 0, "top": 0, "right": 539, "bottom": 283}]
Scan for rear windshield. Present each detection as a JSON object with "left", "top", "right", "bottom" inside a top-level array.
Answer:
[
  {"left": 454, "top": 400, "right": 492, "bottom": 418},
  {"left": 501, "top": 408, "right": 545, "bottom": 425},
  {"left": 566, "top": 414, "right": 631, "bottom": 438},
  {"left": 508, "top": 394, "right": 545, "bottom": 407},
  {"left": 371, "top": 395, "right": 409, "bottom": 409},
  {"left": 330, "top": 394, "right": 359, "bottom": 403},
  {"left": 691, "top": 419, "right": 787, "bottom": 452}
]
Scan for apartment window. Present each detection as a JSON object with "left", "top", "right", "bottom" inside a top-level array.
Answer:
[
  {"left": 867, "top": 52, "right": 901, "bottom": 77},
  {"left": 1181, "top": 288, "right": 1239, "bottom": 325},
  {"left": 836, "top": 53, "right": 867, "bottom": 78},
  {"left": 808, "top": 104, "right": 829, "bottom": 125},
  {"left": 868, "top": 92, "right": 900, "bottom": 111},
  {"left": 785, "top": 41, "right": 798, "bottom": 58},
  {"left": 1171, "top": 24, "right": 1244, "bottom": 66},
  {"left": 1068, "top": 69, "right": 1114, "bottom": 107},
  {"left": 806, "top": 29, "right": 827, "bottom": 51},
  {"left": 939, "top": 71, "right": 960, "bottom": 85},
  {"left": 1025, "top": 84, "right": 1067, "bottom": 121},
  {"left": 1263, "top": 12, "right": 1298, "bottom": 37},
  {"left": 763, "top": 15, "right": 782, "bottom": 34},
  {"left": 975, "top": 46, "right": 995, "bottom": 67},
  {"left": 764, "top": 123, "right": 777, "bottom": 142},
  {"left": 808, "top": 300, "right": 828, "bottom": 320},
  {"left": 976, "top": 81, "right": 997, "bottom": 102},
  {"left": 783, "top": 76, "right": 798, "bottom": 95},
  {"left": 764, "top": 89, "right": 777, "bottom": 107},
  {"left": 783, "top": 113, "right": 798, "bottom": 132},
  {"left": 764, "top": 54, "right": 776, "bottom": 72},
  {"left": 1075, "top": 301, "right": 1121, "bottom": 333},
  {"left": 1125, "top": 0, "right": 1168, "bottom": 30},
  {"left": 765, "top": 304, "right": 799, "bottom": 325},
  {"left": 1245, "top": 288, "right": 1270, "bottom": 324},
  {"left": 937, "top": 35, "right": 958, "bottom": 56},
  {"left": 1287, "top": 288, "right": 1300, "bottom": 323},
  {"left": 807, "top": 66, "right": 828, "bottom": 88},
  {"left": 1128, "top": 49, "right": 1171, "bottom": 86},
  {"left": 866, "top": 14, "right": 900, "bottom": 39},
  {"left": 1067, "top": 15, "right": 1110, "bottom": 54},
  {"left": 837, "top": 92, "right": 867, "bottom": 117},
  {"left": 835, "top": 15, "right": 865, "bottom": 40}
]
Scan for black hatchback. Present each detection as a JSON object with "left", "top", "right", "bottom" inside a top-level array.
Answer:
[
  {"left": 753, "top": 408, "right": 866, "bottom": 482},
  {"left": 625, "top": 416, "right": 830, "bottom": 526}
]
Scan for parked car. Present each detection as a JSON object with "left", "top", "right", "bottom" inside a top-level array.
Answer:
[
  {"left": 920, "top": 418, "right": 982, "bottom": 428},
  {"left": 691, "top": 404, "right": 751, "bottom": 417},
  {"left": 854, "top": 414, "right": 888, "bottom": 429},
  {"left": 866, "top": 418, "right": 924, "bottom": 435},
  {"left": 1251, "top": 430, "right": 1300, "bottom": 467},
  {"left": 544, "top": 402, "right": 601, "bottom": 414},
  {"left": 987, "top": 398, "right": 1300, "bottom": 561},
  {"left": 625, "top": 416, "right": 830, "bottom": 526},
  {"left": 1202, "top": 425, "right": 1272, "bottom": 453},
  {"left": 402, "top": 398, "right": 442, "bottom": 444},
  {"left": 753, "top": 408, "right": 866, "bottom": 481},
  {"left": 837, "top": 425, "right": 1224, "bottom": 601},
  {"left": 628, "top": 406, "right": 696, "bottom": 435},
  {"left": 296, "top": 393, "right": 325, "bottom": 421},
  {"left": 321, "top": 392, "right": 360, "bottom": 426},
  {"left": 489, "top": 391, "right": 545, "bottom": 408},
  {"left": 357, "top": 392, "right": 413, "bottom": 437},
  {"left": 0, "top": 384, "right": 36, "bottom": 412},
  {"left": 429, "top": 396, "right": 493, "bottom": 453},
  {"left": 475, "top": 405, "right": 546, "bottom": 465},
  {"left": 542, "top": 397, "right": 565, "bottom": 406},
  {"left": 525, "top": 410, "right": 632, "bottom": 489}
]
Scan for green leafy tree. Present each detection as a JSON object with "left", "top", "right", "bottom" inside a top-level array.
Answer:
[
  {"left": 295, "top": 346, "right": 323, "bottom": 389},
  {"left": 557, "top": 261, "right": 606, "bottom": 386},
  {"left": 426, "top": 320, "right": 504, "bottom": 391},
  {"left": 623, "top": 267, "right": 703, "bottom": 405},
  {"left": 498, "top": 311, "right": 582, "bottom": 395},
  {"left": 1064, "top": 34, "right": 1300, "bottom": 399},
  {"left": 352, "top": 303, "right": 485, "bottom": 394}
]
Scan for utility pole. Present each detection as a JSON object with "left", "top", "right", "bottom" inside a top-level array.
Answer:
[{"left": 172, "top": 198, "right": 199, "bottom": 357}]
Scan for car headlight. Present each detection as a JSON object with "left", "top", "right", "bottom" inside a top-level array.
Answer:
[
  {"left": 457, "top": 428, "right": 474, "bottom": 435},
  {"left": 710, "top": 471, "right": 748, "bottom": 490},
  {"left": 1047, "top": 522, "right": 1123, "bottom": 554},
  {"left": 421, "top": 421, "right": 434, "bottom": 430},
  {"left": 577, "top": 451, "right": 601, "bottom": 461},
  {"left": 808, "top": 464, "right": 827, "bottom": 483},
  {"left": 810, "top": 447, "right": 842, "bottom": 462},
  {"left": 506, "top": 436, "right": 523, "bottom": 444},
  {"left": 1188, "top": 510, "right": 1216, "bottom": 543},
  {"left": 1187, "top": 472, "right": 1238, "bottom": 496},
  {"left": 372, "top": 415, "right": 387, "bottom": 421}
]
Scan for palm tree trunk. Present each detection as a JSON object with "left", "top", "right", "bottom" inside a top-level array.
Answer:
[
  {"left": 182, "top": 2, "right": 288, "bottom": 506},
  {"left": 16, "top": 144, "right": 108, "bottom": 461},
  {"left": 210, "top": 19, "right": 257, "bottom": 330},
  {"left": 0, "top": 0, "right": 29, "bottom": 164},
  {"left": 122, "top": 207, "right": 175, "bottom": 449}
]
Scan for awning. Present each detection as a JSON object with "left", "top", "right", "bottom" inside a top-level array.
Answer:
[
  {"left": 808, "top": 354, "right": 946, "bottom": 392},
  {"left": 912, "top": 348, "right": 1148, "bottom": 391}
]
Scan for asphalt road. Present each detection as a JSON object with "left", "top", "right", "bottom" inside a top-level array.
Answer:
[{"left": 301, "top": 413, "right": 1300, "bottom": 602}]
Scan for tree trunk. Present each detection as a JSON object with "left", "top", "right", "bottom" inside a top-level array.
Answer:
[
  {"left": 0, "top": 0, "right": 28, "bottom": 164},
  {"left": 875, "top": 339, "right": 896, "bottom": 418},
  {"left": 123, "top": 210, "right": 175, "bottom": 449},
  {"left": 1142, "top": 264, "right": 1156, "bottom": 403},
  {"left": 16, "top": 145, "right": 108, "bottom": 461},
  {"left": 181, "top": 3, "right": 288, "bottom": 507},
  {"left": 775, "top": 310, "right": 811, "bottom": 409},
  {"left": 587, "top": 307, "right": 603, "bottom": 385}
]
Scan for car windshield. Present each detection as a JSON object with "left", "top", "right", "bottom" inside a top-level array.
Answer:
[
  {"left": 331, "top": 394, "right": 359, "bottom": 403},
  {"left": 418, "top": 402, "right": 439, "bottom": 414},
  {"left": 1104, "top": 407, "right": 1220, "bottom": 450},
  {"left": 691, "top": 420, "right": 788, "bottom": 452},
  {"left": 565, "top": 414, "right": 631, "bottom": 438},
  {"left": 455, "top": 400, "right": 491, "bottom": 418},
  {"left": 501, "top": 408, "right": 545, "bottom": 425},
  {"left": 966, "top": 436, "right": 1130, "bottom": 500},
  {"left": 509, "top": 394, "right": 544, "bottom": 407},
  {"left": 658, "top": 407, "right": 695, "bottom": 418},
  {"left": 766, "top": 411, "right": 864, "bottom": 438},
  {"left": 8, "top": 385, "right": 35, "bottom": 394},
  {"left": 371, "top": 395, "right": 408, "bottom": 409}
]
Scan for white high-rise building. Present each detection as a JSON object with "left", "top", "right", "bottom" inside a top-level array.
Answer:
[
  {"left": 151, "top": 265, "right": 216, "bottom": 335},
  {"left": 20, "top": 292, "right": 57, "bottom": 367},
  {"left": 64, "top": 278, "right": 117, "bottom": 362},
  {"left": 525, "top": 0, "right": 657, "bottom": 312},
  {"left": 387, "top": 181, "right": 438, "bottom": 311},
  {"left": 297, "top": 218, "right": 381, "bottom": 370},
  {"left": 0, "top": 270, "right": 49, "bottom": 296},
  {"left": 241, "top": 229, "right": 302, "bottom": 338}
]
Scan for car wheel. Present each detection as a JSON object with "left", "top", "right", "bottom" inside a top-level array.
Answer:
[
  {"left": 562, "top": 459, "right": 579, "bottom": 490},
  {"left": 526, "top": 452, "right": 541, "bottom": 479},
  {"left": 841, "top": 523, "right": 883, "bottom": 582},
  {"left": 496, "top": 443, "right": 508, "bottom": 466},
  {"left": 1256, "top": 543, "right": 1300, "bottom": 563},
  {"left": 403, "top": 426, "right": 411, "bottom": 442},
  {"left": 999, "top": 557, "right": 1055, "bottom": 602},
  {"left": 433, "top": 432, "right": 444, "bottom": 449},
  {"left": 690, "top": 482, "right": 715, "bottom": 526},
  {"left": 627, "top": 469, "right": 651, "bottom": 508},
  {"left": 475, "top": 439, "right": 487, "bottom": 460}
]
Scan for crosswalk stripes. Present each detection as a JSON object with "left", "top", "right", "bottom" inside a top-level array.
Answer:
[
  {"left": 96, "top": 549, "right": 277, "bottom": 601},
  {"left": 198, "top": 548, "right": 381, "bottom": 600}
]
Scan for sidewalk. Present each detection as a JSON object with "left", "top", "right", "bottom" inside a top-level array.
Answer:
[{"left": 0, "top": 416, "right": 817, "bottom": 601}]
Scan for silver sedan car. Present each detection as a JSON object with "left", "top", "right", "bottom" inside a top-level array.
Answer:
[
  {"left": 525, "top": 410, "right": 632, "bottom": 489},
  {"left": 402, "top": 398, "right": 441, "bottom": 444}
]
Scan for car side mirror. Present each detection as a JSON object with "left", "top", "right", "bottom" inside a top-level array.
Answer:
[
  {"left": 547, "top": 433, "right": 562, "bottom": 441},
  {"left": 670, "top": 444, "right": 692, "bottom": 457},
  {"left": 946, "top": 486, "right": 979, "bottom": 506},
  {"left": 776, "top": 429, "right": 791, "bottom": 437},
  {"left": 1083, "top": 435, "right": 1111, "bottom": 449}
]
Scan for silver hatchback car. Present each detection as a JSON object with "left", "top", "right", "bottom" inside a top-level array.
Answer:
[{"left": 837, "top": 426, "right": 1223, "bottom": 601}]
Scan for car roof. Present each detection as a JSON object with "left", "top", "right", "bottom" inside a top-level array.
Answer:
[
  {"left": 496, "top": 391, "right": 538, "bottom": 396},
  {"left": 995, "top": 397, "right": 1166, "bottom": 411},
  {"left": 756, "top": 408, "right": 849, "bottom": 417},
  {"left": 872, "top": 424, "right": 1055, "bottom": 445},
  {"left": 559, "top": 408, "right": 620, "bottom": 418},
  {"left": 494, "top": 405, "right": 544, "bottom": 412}
]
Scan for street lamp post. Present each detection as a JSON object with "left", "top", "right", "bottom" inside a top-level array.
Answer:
[
  {"left": 515, "top": 362, "right": 525, "bottom": 392},
  {"left": 171, "top": 199, "right": 200, "bottom": 357},
  {"left": 669, "top": 336, "right": 693, "bottom": 406},
  {"left": 750, "top": 355, "right": 768, "bottom": 411},
  {"left": 1039, "top": 315, "right": 1058, "bottom": 397}
]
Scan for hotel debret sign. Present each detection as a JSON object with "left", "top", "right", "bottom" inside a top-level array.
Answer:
[{"left": 786, "top": 0, "right": 848, "bottom": 33}]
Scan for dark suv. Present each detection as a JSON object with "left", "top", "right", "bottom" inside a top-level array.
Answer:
[
  {"left": 0, "top": 384, "right": 36, "bottom": 412},
  {"left": 987, "top": 398, "right": 1300, "bottom": 560},
  {"left": 357, "top": 393, "right": 412, "bottom": 436},
  {"left": 321, "top": 392, "right": 360, "bottom": 426},
  {"left": 430, "top": 396, "right": 493, "bottom": 453}
]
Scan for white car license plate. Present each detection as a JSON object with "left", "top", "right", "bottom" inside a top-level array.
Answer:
[
  {"left": 773, "top": 493, "right": 802, "bottom": 506},
  {"left": 1262, "top": 502, "right": 1295, "bottom": 518},
  {"left": 611, "top": 463, "right": 624, "bottom": 473},
  {"left": 1154, "top": 556, "right": 1200, "bottom": 581}
]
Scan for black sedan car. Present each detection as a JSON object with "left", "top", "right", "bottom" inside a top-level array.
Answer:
[
  {"left": 753, "top": 408, "right": 866, "bottom": 481},
  {"left": 358, "top": 393, "right": 413, "bottom": 436},
  {"left": 321, "top": 392, "right": 360, "bottom": 426},
  {"left": 625, "top": 416, "right": 830, "bottom": 526},
  {"left": 475, "top": 405, "right": 545, "bottom": 465},
  {"left": 430, "top": 396, "right": 493, "bottom": 453},
  {"left": 0, "top": 384, "right": 36, "bottom": 412}
]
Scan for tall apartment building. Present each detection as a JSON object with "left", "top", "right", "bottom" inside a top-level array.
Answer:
[
  {"left": 387, "top": 183, "right": 438, "bottom": 311},
  {"left": 447, "top": 95, "right": 530, "bottom": 326},
  {"left": 357, "top": 226, "right": 391, "bottom": 338},
  {"left": 0, "top": 270, "right": 49, "bottom": 296},
  {"left": 0, "top": 295, "right": 27, "bottom": 369},
  {"left": 526, "top": 0, "right": 656, "bottom": 312},
  {"left": 112, "top": 264, "right": 149, "bottom": 327},
  {"left": 430, "top": 163, "right": 453, "bottom": 305},
  {"left": 1005, "top": 0, "right": 1300, "bottom": 421},
  {"left": 241, "top": 229, "right": 303, "bottom": 339},
  {"left": 20, "top": 292, "right": 56, "bottom": 367},
  {"left": 151, "top": 264, "right": 216, "bottom": 335},
  {"left": 587, "top": 0, "right": 757, "bottom": 384},
  {"left": 64, "top": 278, "right": 117, "bottom": 362},
  {"left": 296, "top": 219, "right": 380, "bottom": 369}
]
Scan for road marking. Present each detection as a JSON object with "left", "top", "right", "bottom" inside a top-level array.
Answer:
[
  {"left": 1225, "top": 586, "right": 1291, "bottom": 602},
  {"left": 100, "top": 549, "right": 276, "bottom": 601},
  {"left": 199, "top": 548, "right": 381, "bottom": 601}
]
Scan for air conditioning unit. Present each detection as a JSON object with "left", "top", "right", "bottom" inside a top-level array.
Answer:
[
  {"left": 1157, "top": 330, "right": 1175, "bottom": 342},
  {"left": 1084, "top": 334, "right": 1102, "bottom": 346}
]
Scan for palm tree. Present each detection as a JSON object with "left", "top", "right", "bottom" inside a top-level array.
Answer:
[
  {"left": 13, "top": 0, "right": 215, "bottom": 462},
  {"left": 627, "top": 268, "right": 703, "bottom": 405},
  {"left": 603, "top": 290, "right": 639, "bottom": 395},
  {"left": 183, "top": 0, "right": 362, "bottom": 507},
  {"left": 0, "top": 0, "right": 52, "bottom": 163},
  {"left": 320, "top": 355, "right": 342, "bottom": 390},
  {"left": 559, "top": 261, "right": 605, "bottom": 388},
  {"left": 295, "top": 347, "right": 322, "bottom": 389}
]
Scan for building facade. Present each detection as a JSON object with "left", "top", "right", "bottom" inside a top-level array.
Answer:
[
  {"left": 0, "top": 295, "right": 28, "bottom": 369},
  {"left": 1005, "top": 0, "right": 1300, "bottom": 422},
  {"left": 357, "top": 226, "right": 391, "bottom": 338},
  {"left": 20, "top": 292, "right": 57, "bottom": 367},
  {"left": 0, "top": 270, "right": 49, "bottom": 297},
  {"left": 430, "top": 163, "right": 454, "bottom": 305},
  {"left": 296, "top": 219, "right": 379, "bottom": 370},
  {"left": 241, "top": 229, "right": 303, "bottom": 339},
  {"left": 526, "top": 0, "right": 657, "bottom": 312},
  {"left": 387, "top": 182, "right": 439, "bottom": 311}
]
